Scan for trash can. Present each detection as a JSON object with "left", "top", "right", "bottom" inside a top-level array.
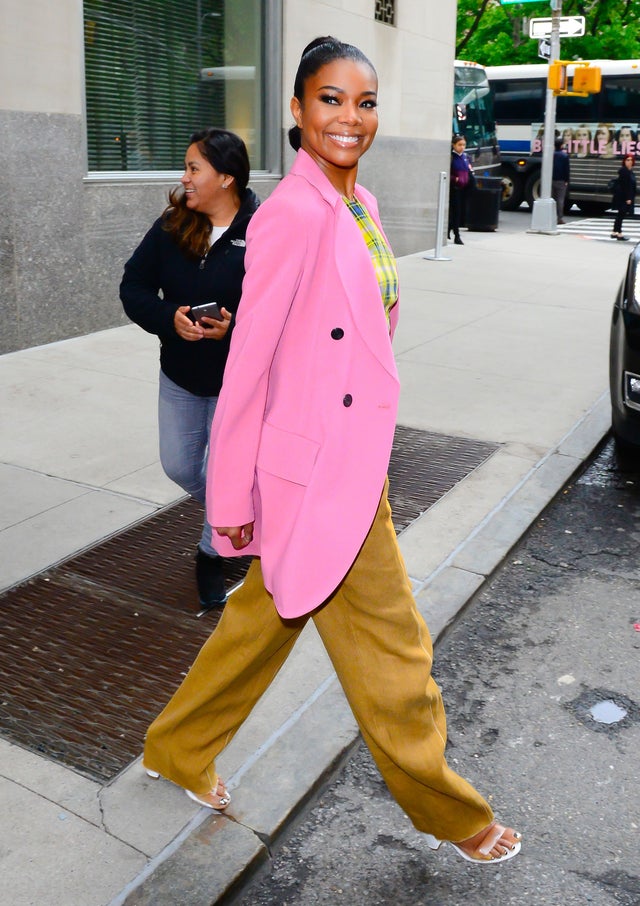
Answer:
[{"left": 465, "top": 175, "right": 502, "bottom": 232}]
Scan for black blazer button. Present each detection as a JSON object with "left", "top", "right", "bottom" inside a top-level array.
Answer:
[
  {"left": 331, "top": 327, "right": 344, "bottom": 340},
  {"left": 343, "top": 394, "right": 353, "bottom": 407}
]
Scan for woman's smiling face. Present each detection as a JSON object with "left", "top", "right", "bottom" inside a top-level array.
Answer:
[
  {"left": 290, "top": 57, "right": 378, "bottom": 181},
  {"left": 180, "top": 143, "right": 226, "bottom": 215}
]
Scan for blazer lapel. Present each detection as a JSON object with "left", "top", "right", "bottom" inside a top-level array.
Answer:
[{"left": 290, "top": 150, "right": 399, "bottom": 378}]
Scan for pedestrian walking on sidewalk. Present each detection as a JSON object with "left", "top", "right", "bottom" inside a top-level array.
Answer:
[
  {"left": 448, "top": 133, "right": 474, "bottom": 244},
  {"left": 143, "top": 37, "right": 522, "bottom": 867},
  {"left": 611, "top": 152, "right": 636, "bottom": 240},
  {"left": 552, "top": 136, "right": 570, "bottom": 224},
  {"left": 120, "top": 128, "right": 259, "bottom": 610}
]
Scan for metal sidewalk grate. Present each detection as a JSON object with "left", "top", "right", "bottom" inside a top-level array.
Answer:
[
  {"left": 388, "top": 425, "right": 497, "bottom": 531},
  {"left": 0, "top": 426, "right": 497, "bottom": 781}
]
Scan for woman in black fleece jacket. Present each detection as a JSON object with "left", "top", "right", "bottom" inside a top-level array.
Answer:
[
  {"left": 120, "top": 128, "right": 259, "bottom": 610},
  {"left": 611, "top": 152, "right": 637, "bottom": 240}
]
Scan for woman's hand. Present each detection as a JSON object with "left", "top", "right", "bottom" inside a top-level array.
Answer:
[
  {"left": 216, "top": 523, "right": 254, "bottom": 549},
  {"left": 201, "top": 307, "right": 232, "bottom": 340},
  {"left": 174, "top": 305, "right": 204, "bottom": 341},
  {"left": 174, "top": 306, "right": 232, "bottom": 341}
]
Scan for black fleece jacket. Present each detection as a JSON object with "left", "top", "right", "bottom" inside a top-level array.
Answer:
[
  {"left": 614, "top": 164, "right": 637, "bottom": 213},
  {"left": 120, "top": 188, "right": 260, "bottom": 396}
]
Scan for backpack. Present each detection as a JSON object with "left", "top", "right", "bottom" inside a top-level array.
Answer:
[{"left": 608, "top": 176, "right": 620, "bottom": 193}]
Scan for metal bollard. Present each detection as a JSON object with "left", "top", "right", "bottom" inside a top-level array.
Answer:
[{"left": 424, "top": 171, "right": 452, "bottom": 262}]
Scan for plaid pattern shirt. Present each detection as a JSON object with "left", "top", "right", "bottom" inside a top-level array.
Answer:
[{"left": 343, "top": 196, "right": 398, "bottom": 323}]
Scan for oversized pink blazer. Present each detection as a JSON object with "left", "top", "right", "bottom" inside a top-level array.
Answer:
[{"left": 206, "top": 149, "right": 401, "bottom": 618}]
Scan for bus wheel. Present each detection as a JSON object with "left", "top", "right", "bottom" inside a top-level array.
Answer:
[
  {"left": 524, "top": 172, "right": 541, "bottom": 210},
  {"left": 500, "top": 170, "right": 524, "bottom": 210}
]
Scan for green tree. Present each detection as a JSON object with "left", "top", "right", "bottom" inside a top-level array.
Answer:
[{"left": 457, "top": 0, "right": 640, "bottom": 65}]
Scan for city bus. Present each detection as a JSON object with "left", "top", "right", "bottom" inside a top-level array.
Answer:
[
  {"left": 453, "top": 60, "right": 501, "bottom": 174},
  {"left": 486, "top": 60, "right": 640, "bottom": 213}
]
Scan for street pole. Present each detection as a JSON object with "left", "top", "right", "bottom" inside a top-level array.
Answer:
[
  {"left": 424, "top": 172, "right": 452, "bottom": 261},
  {"left": 530, "top": 0, "right": 562, "bottom": 233}
]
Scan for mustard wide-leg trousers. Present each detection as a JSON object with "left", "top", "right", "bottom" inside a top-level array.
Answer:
[{"left": 144, "top": 485, "right": 494, "bottom": 841}]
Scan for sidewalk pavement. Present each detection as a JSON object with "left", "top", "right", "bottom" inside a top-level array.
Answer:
[{"left": 0, "top": 225, "right": 631, "bottom": 906}]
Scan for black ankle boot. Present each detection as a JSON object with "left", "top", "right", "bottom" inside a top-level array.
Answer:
[
  {"left": 454, "top": 233, "right": 464, "bottom": 245},
  {"left": 195, "top": 548, "right": 227, "bottom": 609}
]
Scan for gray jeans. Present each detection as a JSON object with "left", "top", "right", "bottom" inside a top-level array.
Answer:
[{"left": 551, "top": 180, "right": 568, "bottom": 219}]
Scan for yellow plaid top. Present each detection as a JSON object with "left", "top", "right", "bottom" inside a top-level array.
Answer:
[{"left": 343, "top": 196, "right": 398, "bottom": 322}]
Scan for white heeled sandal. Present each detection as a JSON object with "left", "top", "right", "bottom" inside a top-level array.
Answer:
[
  {"left": 144, "top": 765, "right": 231, "bottom": 811},
  {"left": 425, "top": 822, "right": 521, "bottom": 866}
]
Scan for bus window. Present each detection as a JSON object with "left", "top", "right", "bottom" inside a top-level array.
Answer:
[
  {"left": 492, "top": 79, "right": 545, "bottom": 123},
  {"left": 457, "top": 86, "right": 495, "bottom": 146},
  {"left": 602, "top": 77, "right": 640, "bottom": 122},
  {"left": 556, "top": 92, "right": 598, "bottom": 122},
  {"left": 453, "top": 61, "right": 500, "bottom": 173}
]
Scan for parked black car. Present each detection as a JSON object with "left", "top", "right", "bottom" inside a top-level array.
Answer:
[{"left": 610, "top": 241, "right": 640, "bottom": 452}]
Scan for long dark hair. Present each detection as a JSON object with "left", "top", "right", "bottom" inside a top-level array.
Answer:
[
  {"left": 288, "top": 37, "right": 376, "bottom": 151},
  {"left": 163, "top": 128, "right": 250, "bottom": 258}
]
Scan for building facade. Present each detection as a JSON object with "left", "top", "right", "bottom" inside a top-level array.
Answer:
[{"left": 0, "top": 0, "right": 456, "bottom": 353}]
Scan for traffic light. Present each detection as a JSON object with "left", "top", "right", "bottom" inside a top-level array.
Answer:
[
  {"left": 548, "top": 62, "right": 566, "bottom": 92},
  {"left": 573, "top": 66, "right": 602, "bottom": 94},
  {"left": 548, "top": 62, "right": 602, "bottom": 96}
]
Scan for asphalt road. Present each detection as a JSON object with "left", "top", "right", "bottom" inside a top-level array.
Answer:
[{"left": 228, "top": 437, "right": 640, "bottom": 906}]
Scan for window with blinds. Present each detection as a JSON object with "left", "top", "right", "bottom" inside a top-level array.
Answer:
[{"left": 84, "top": 0, "right": 264, "bottom": 172}]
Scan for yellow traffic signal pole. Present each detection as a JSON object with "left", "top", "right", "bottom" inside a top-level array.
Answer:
[{"left": 530, "top": 0, "right": 562, "bottom": 233}]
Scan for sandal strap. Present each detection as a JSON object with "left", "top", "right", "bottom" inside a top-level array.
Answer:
[{"left": 477, "top": 822, "right": 506, "bottom": 856}]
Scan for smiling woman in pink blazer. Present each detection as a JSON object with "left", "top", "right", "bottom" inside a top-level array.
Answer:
[
  {"left": 206, "top": 146, "right": 400, "bottom": 618},
  {"left": 143, "top": 37, "right": 522, "bottom": 867}
]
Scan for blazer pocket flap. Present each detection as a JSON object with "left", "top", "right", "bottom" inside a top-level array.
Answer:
[{"left": 257, "top": 421, "right": 320, "bottom": 486}]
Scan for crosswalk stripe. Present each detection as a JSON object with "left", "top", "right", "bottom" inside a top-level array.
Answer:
[{"left": 557, "top": 217, "right": 640, "bottom": 241}]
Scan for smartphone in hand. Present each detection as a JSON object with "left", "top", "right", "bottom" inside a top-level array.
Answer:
[{"left": 190, "top": 302, "right": 224, "bottom": 324}]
